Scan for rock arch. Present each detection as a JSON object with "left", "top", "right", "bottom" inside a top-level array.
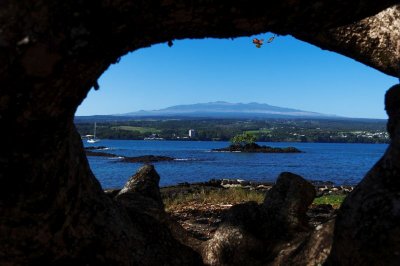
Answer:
[{"left": 0, "top": 1, "right": 399, "bottom": 264}]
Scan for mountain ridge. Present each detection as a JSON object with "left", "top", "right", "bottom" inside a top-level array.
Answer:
[{"left": 119, "top": 101, "right": 339, "bottom": 119}]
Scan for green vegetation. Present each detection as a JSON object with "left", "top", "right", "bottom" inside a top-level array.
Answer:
[
  {"left": 75, "top": 118, "right": 388, "bottom": 143},
  {"left": 112, "top": 126, "right": 160, "bottom": 133},
  {"left": 163, "top": 187, "right": 347, "bottom": 211},
  {"left": 231, "top": 132, "right": 257, "bottom": 146},
  {"left": 313, "top": 194, "right": 346, "bottom": 208},
  {"left": 163, "top": 188, "right": 265, "bottom": 211}
]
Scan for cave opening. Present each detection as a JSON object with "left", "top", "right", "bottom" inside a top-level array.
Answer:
[
  {"left": 1, "top": 2, "right": 399, "bottom": 265},
  {"left": 75, "top": 35, "right": 396, "bottom": 189}
]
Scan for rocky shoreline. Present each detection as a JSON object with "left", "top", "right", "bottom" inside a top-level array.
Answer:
[
  {"left": 103, "top": 165, "right": 352, "bottom": 264},
  {"left": 212, "top": 143, "right": 303, "bottom": 153},
  {"left": 105, "top": 177, "right": 352, "bottom": 242}
]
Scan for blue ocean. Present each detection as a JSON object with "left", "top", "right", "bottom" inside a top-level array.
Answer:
[{"left": 84, "top": 140, "right": 388, "bottom": 189}]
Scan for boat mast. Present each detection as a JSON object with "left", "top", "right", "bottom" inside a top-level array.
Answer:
[{"left": 94, "top": 122, "right": 97, "bottom": 139}]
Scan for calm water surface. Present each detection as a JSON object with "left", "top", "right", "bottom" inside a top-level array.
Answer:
[{"left": 84, "top": 140, "right": 388, "bottom": 189}]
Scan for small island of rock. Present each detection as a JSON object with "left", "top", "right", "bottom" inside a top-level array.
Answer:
[
  {"left": 212, "top": 143, "right": 303, "bottom": 153},
  {"left": 213, "top": 132, "right": 303, "bottom": 153}
]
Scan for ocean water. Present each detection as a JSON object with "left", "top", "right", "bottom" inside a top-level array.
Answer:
[{"left": 84, "top": 140, "right": 388, "bottom": 189}]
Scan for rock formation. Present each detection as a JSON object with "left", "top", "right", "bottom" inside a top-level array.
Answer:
[
  {"left": 212, "top": 143, "right": 302, "bottom": 153},
  {"left": 202, "top": 172, "right": 318, "bottom": 265},
  {"left": 326, "top": 84, "right": 400, "bottom": 265},
  {"left": 115, "top": 165, "right": 204, "bottom": 257},
  {"left": 84, "top": 147, "right": 176, "bottom": 162},
  {"left": 0, "top": 0, "right": 399, "bottom": 264}
]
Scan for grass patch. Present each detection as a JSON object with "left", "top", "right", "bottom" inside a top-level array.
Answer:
[
  {"left": 313, "top": 194, "right": 346, "bottom": 208},
  {"left": 163, "top": 187, "right": 347, "bottom": 211},
  {"left": 163, "top": 188, "right": 265, "bottom": 211},
  {"left": 112, "top": 126, "right": 160, "bottom": 133}
]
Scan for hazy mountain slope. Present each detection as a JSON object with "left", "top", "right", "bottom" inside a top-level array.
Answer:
[{"left": 121, "top": 101, "right": 338, "bottom": 119}]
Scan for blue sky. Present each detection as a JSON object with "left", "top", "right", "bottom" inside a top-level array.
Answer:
[{"left": 76, "top": 34, "right": 398, "bottom": 119}]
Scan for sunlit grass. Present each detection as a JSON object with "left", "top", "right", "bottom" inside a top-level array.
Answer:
[
  {"left": 164, "top": 187, "right": 347, "bottom": 211},
  {"left": 163, "top": 188, "right": 265, "bottom": 211},
  {"left": 313, "top": 194, "right": 346, "bottom": 208}
]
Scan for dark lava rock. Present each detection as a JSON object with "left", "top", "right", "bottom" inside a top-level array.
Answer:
[
  {"left": 121, "top": 155, "right": 175, "bottom": 163},
  {"left": 272, "top": 219, "right": 335, "bottom": 265},
  {"left": 85, "top": 146, "right": 108, "bottom": 150},
  {"left": 116, "top": 164, "right": 163, "bottom": 209},
  {"left": 263, "top": 172, "right": 316, "bottom": 235},
  {"left": 116, "top": 165, "right": 204, "bottom": 256},
  {"left": 86, "top": 150, "right": 119, "bottom": 157},
  {"left": 326, "top": 84, "right": 400, "bottom": 265},
  {"left": 85, "top": 151, "right": 176, "bottom": 163},
  {"left": 202, "top": 172, "right": 316, "bottom": 265},
  {"left": 212, "top": 143, "right": 302, "bottom": 153},
  {"left": 307, "top": 204, "right": 336, "bottom": 226}
]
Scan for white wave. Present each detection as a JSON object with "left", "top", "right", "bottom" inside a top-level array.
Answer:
[
  {"left": 211, "top": 150, "right": 241, "bottom": 153},
  {"left": 108, "top": 156, "right": 124, "bottom": 160}
]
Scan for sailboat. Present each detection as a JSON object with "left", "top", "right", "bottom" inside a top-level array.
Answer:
[{"left": 87, "top": 122, "right": 100, "bottom": 143}]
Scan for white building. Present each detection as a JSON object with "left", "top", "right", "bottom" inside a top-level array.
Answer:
[{"left": 188, "top": 129, "right": 196, "bottom": 138}]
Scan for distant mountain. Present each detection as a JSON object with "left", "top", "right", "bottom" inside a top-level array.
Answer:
[{"left": 119, "top": 101, "right": 339, "bottom": 119}]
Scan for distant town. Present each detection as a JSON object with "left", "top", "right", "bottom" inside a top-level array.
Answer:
[{"left": 76, "top": 118, "right": 389, "bottom": 144}]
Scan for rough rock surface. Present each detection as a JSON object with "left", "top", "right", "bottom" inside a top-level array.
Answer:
[
  {"left": 263, "top": 172, "right": 316, "bottom": 235},
  {"left": 202, "top": 172, "right": 317, "bottom": 265},
  {"left": 326, "top": 84, "right": 400, "bottom": 265},
  {"left": 115, "top": 165, "right": 204, "bottom": 256},
  {"left": 116, "top": 164, "right": 164, "bottom": 209},
  {"left": 272, "top": 219, "right": 335, "bottom": 266},
  {"left": 0, "top": 0, "right": 399, "bottom": 264}
]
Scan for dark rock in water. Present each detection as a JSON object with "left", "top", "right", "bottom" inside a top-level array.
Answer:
[
  {"left": 212, "top": 143, "right": 302, "bottom": 153},
  {"left": 202, "top": 172, "right": 316, "bottom": 265},
  {"left": 85, "top": 146, "right": 108, "bottom": 150},
  {"left": 86, "top": 150, "right": 119, "bottom": 157},
  {"left": 85, "top": 151, "right": 176, "bottom": 163},
  {"left": 121, "top": 155, "right": 175, "bottom": 163},
  {"left": 326, "top": 84, "right": 400, "bottom": 265}
]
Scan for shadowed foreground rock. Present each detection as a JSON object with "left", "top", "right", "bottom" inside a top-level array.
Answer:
[
  {"left": 202, "top": 172, "right": 326, "bottom": 265},
  {"left": 116, "top": 164, "right": 165, "bottom": 213},
  {"left": 115, "top": 165, "right": 204, "bottom": 257},
  {"left": 326, "top": 84, "right": 400, "bottom": 265}
]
